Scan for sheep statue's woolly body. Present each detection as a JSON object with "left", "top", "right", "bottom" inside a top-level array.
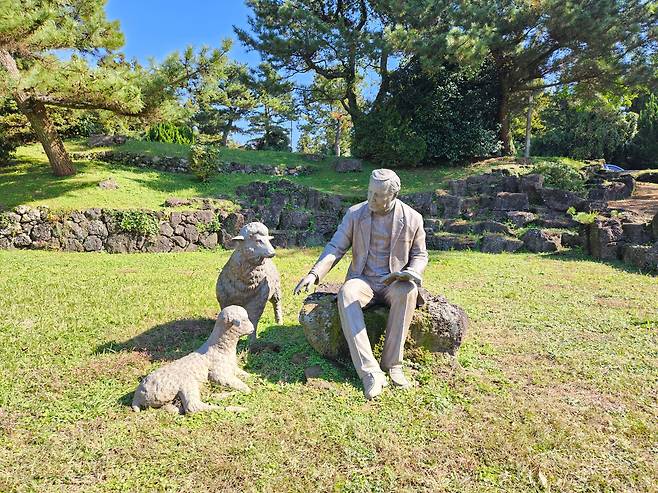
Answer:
[
  {"left": 216, "top": 222, "right": 283, "bottom": 346},
  {"left": 132, "top": 305, "right": 253, "bottom": 414}
]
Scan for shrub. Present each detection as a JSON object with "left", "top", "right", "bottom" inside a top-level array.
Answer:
[
  {"left": 189, "top": 144, "right": 220, "bottom": 182},
  {"left": 248, "top": 126, "right": 290, "bottom": 151},
  {"left": 353, "top": 59, "right": 501, "bottom": 166},
  {"left": 532, "top": 160, "right": 586, "bottom": 193},
  {"left": 624, "top": 93, "right": 658, "bottom": 168},
  {"left": 146, "top": 122, "right": 195, "bottom": 145},
  {"left": 533, "top": 92, "right": 638, "bottom": 161},
  {"left": 113, "top": 210, "right": 159, "bottom": 237},
  {"left": 352, "top": 106, "right": 427, "bottom": 167},
  {"left": 197, "top": 214, "right": 222, "bottom": 234},
  {"left": 567, "top": 207, "right": 597, "bottom": 224}
]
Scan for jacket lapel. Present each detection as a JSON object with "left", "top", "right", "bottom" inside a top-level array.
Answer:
[
  {"left": 360, "top": 204, "right": 371, "bottom": 255},
  {"left": 390, "top": 200, "right": 404, "bottom": 252}
]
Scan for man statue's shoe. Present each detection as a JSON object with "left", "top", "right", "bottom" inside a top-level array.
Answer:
[
  {"left": 388, "top": 368, "right": 412, "bottom": 389},
  {"left": 362, "top": 372, "right": 388, "bottom": 400}
]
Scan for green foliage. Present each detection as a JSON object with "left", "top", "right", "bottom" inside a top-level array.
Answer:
[
  {"left": 0, "top": 99, "right": 33, "bottom": 164},
  {"left": 113, "top": 210, "right": 159, "bottom": 237},
  {"left": 567, "top": 207, "right": 597, "bottom": 225},
  {"left": 625, "top": 94, "right": 658, "bottom": 168},
  {"left": 197, "top": 215, "right": 222, "bottom": 234},
  {"left": 384, "top": 59, "right": 501, "bottom": 164},
  {"left": 146, "top": 122, "right": 195, "bottom": 145},
  {"left": 188, "top": 144, "right": 220, "bottom": 182},
  {"left": 534, "top": 92, "right": 638, "bottom": 161},
  {"left": 248, "top": 126, "right": 290, "bottom": 151},
  {"left": 532, "top": 160, "right": 586, "bottom": 193},
  {"left": 352, "top": 106, "right": 427, "bottom": 167}
]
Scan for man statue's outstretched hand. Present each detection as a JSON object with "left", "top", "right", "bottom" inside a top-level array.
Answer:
[
  {"left": 294, "top": 273, "right": 317, "bottom": 295},
  {"left": 382, "top": 270, "right": 421, "bottom": 286}
]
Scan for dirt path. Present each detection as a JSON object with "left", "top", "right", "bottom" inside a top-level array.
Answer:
[{"left": 608, "top": 182, "right": 658, "bottom": 221}]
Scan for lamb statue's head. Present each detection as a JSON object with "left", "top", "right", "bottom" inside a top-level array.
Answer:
[
  {"left": 232, "top": 222, "right": 276, "bottom": 263},
  {"left": 208, "top": 305, "right": 254, "bottom": 345}
]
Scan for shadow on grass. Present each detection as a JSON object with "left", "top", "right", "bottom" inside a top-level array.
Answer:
[
  {"left": 543, "top": 249, "right": 654, "bottom": 275},
  {"left": 0, "top": 158, "right": 96, "bottom": 209},
  {"left": 95, "top": 317, "right": 355, "bottom": 387}
]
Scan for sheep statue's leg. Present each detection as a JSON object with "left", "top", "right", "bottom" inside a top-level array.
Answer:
[
  {"left": 178, "top": 383, "right": 222, "bottom": 414},
  {"left": 131, "top": 385, "right": 147, "bottom": 412},
  {"left": 271, "top": 289, "right": 283, "bottom": 324},
  {"left": 234, "top": 367, "right": 250, "bottom": 379},
  {"left": 245, "top": 303, "right": 265, "bottom": 347}
]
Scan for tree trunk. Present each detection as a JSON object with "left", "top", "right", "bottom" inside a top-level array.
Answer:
[
  {"left": 333, "top": 118, "right": 341, "bottom": 157},
  {"left": 524, "top": 93, "right": 533, "bottom": 159},
  {"left": 20, "top": 99, "right": 76, "bottom": 176},
  {"left": 221, "top": 120, "right": 232, "bottom": 147},
  {"left": 497, "top": 82, "right": 513, "bottom": 155},
  {"left": 0, "top": 49, "right": 75, "bottom": 176}
]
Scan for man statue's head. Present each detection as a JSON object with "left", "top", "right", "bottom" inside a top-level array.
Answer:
[{"left": 368, "top": 168, "right": 400, "bottom": 215}]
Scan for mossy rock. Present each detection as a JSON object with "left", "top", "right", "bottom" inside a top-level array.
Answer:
[{"left": 298, "top": 284, "right": 468, "bottom": 362}]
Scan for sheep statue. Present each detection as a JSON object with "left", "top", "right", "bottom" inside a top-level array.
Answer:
[
  {"left": 216, "top": 222, "right": 283, "bottom": 347},
  {"left": 132, "top": 305, "right": 254, "bottom": 414}
]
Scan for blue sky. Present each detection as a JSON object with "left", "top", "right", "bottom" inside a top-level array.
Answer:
[
  {"left": 105, "top": 0, "right": 284, "bottom": 145},
  {"left": 105, "top": 0, "right": 260, "bottom": 67}
]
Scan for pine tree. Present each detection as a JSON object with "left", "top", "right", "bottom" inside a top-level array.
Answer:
[{"left": 0, "top": 0, "right": 229, "bottom": 175}]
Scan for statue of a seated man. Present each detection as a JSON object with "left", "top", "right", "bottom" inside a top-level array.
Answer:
[{"left": 294, "top": 169, "right": 428, "bottom": 399}]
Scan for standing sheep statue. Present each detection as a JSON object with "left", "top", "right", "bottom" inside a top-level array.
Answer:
[
  {"left": 216, "top": 222, "right": 283, "bottom": 347},
  {"left": 131, "top": 305, "right": 254, "bottom": 414}
]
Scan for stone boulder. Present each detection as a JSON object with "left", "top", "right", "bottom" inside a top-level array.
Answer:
[
  {"left": 299, "top": 284, "right": 468, "bottom": 361},
  {"left": 88, "top": 134, "right": 127, "bottom": 147},
  {"left": 334, "top": 158, "right": 362, "bottom": 173},
  {"left": 493, "top": 192, "right": 529, "bottom": 211},
  {"left": 98, "top": 178, "right": 119, "bottom": 190},
  {"left": 652, "top": 212, "right": 658, "bottom": 240},
  {"left": 480, "top": 234, "right": 523, "bottom": 253},
  {"left": 622, "top": 244, "right": 658, "bottom": 272},
  {"left": 521, "top": 229, "right": 561, "bottom": 253},
  {"left": 505, "top": 211, "right": 536, "bottom": 227},
  {"left": 539, "top": 188, "right": 587, "bottom": 212},
  {"left": 586, "top": 218, "right": 624, "bottom": 260}
]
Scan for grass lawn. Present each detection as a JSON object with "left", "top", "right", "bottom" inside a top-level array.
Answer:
[
  {"left": 1, "top": 140, "right": 538, "bottom": 211},
  {"left": 0, "top": 249, "right": 656, "bottom": 492}
]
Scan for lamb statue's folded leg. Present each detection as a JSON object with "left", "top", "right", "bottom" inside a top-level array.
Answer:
[
  {"left": 209, "top": 369, "right": 251, "bottom": 393},
  {"left": 234, "top": 367, "right": 250, "bottom": 379},
  {"left": 178, "top": 382, "right": 222, "bottom": 414}
]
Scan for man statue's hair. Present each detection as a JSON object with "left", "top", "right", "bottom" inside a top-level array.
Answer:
[{"left": 370, "top": 168, "right": 401, "bottom": 194}]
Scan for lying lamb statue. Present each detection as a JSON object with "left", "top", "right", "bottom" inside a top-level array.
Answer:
[
  {"left": 132, "top": 305, "right": 254, "bottom": 414},
  {"left": 216, "top": 222, "right": 283, "bottom": 347}
]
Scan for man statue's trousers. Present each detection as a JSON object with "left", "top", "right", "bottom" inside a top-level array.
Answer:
[{"left": 336, "top": 277, "right": 418, "bottom": 378}]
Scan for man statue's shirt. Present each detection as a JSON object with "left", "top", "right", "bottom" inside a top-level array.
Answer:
[{"left": 362, "top": 208, "right": 394, "bottom": 278}]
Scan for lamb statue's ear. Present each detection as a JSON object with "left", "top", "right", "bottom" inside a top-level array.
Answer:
[{"left": 231, "top": 235, "right": 245, "bottom": 241}]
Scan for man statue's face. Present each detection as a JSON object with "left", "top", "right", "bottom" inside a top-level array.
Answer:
[{"left": 367, "top": 179, "right": 397, "bottom": 214}]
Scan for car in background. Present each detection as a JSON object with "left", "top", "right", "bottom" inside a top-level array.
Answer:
[{"left": 603, "top": 163, "right": 626, "bottom": 172}]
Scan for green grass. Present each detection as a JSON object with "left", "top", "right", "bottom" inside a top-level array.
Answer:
[
  {"left": 0, "top": 249, "right": 656, "bottom": 492},
  {"left": 1, "top": 141, "right": 500, "bottom": 211}
]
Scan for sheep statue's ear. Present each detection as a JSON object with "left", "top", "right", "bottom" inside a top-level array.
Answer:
[{"left": 231, "top": 235, "right": 245, "bottom": 241}]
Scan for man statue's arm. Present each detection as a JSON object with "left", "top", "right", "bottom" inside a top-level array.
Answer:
[
  {"left": 309, "top": 209, "right": 354, "bottom": 283},
  {"left": 294, "top": 209, "right": 354, "bottom": 295},
  {"left": 383, "top": 217, "right": 428, "bottom": 286},
  {"left": 404, "top": 220, "right": 429, "bottom": 283}
]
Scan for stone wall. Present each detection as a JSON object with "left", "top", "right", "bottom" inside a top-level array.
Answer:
[
  {"left": 74, "top": 151, "right": 312, "bottom": 176},
  {"left": 581, "top": 212, "right": 658, "bottom": 272},
  {"left": 0, "top": 206, "right": 249, "bottom": 253}
]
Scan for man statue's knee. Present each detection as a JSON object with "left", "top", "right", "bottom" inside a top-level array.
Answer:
[
  {"left": 337, "top": 281, "right": 362, "bottom": 306},
  {"left": 390, "top": 280, "right": 418, "bottom": 299}
]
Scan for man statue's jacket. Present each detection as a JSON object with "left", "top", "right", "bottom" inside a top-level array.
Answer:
[{"left": 310, "top": 199, "right": 429, "bottom": 303}]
